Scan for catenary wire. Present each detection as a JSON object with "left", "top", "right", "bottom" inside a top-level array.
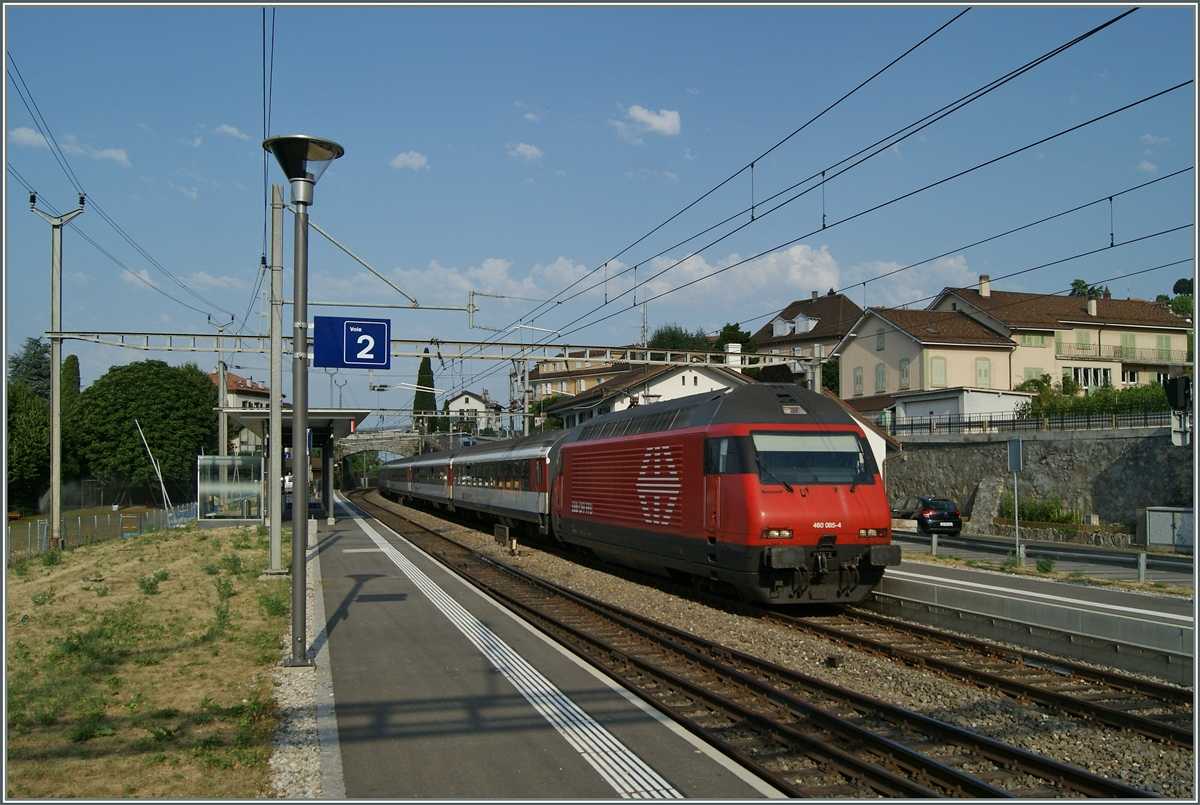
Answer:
[
  {"left": 7, "top": 50, "right": 238, "bottom": 322},
  {"left": 548, "top": 79, "right": 1193, "bottom": 343},
  {"left": 535, "top": 7, "right": 1144, "bottom": 327}
]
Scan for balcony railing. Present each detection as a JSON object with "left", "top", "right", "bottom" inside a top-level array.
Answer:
[
  {"left": 1055, "top": 343, "right": 1192, "bottom": 365},
  {"left": 865, "top": 410, "right": 1171, "bottom": 437}
]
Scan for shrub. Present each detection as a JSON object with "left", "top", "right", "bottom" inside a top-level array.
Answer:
[
  {"left": 40, "top": 547, "right": 63, "bottom": 567},
  {"left": 1000, "top": 492, "right": 1082, "bottom": 524},
  {"left": 1035, "top": 555, "right": 1055, "bottom": 573}
]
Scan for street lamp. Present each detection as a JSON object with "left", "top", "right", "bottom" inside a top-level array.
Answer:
[{"left": 263, "top": 134, "right": 344, "bottom": 667}]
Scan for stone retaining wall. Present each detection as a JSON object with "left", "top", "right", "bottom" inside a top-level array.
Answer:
[{"left": 884, "top": 427, "right": 1192, "bottom": 528}]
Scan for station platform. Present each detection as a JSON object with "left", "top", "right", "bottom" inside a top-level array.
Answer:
[
  {"left": 867, "top": 555, "right": 1194, "bottom": 686},
  {"left": 307, "top": 493, "right": 783, "bottom": 799}
]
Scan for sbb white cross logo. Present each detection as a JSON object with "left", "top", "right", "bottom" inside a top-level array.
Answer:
[{"left": 636, "top": 446, "right": 681, "bottom": 526}]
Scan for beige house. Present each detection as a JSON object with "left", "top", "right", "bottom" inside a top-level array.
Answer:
[
  {"left": 529, "top": 349, "right": 628, "bottom": 401},
  {"left": 209, "top": 370, "right": 274, "bottom": 455},
  {"left": 831, "top": 308, "right": 1015, "bottom": 413},
  {"left": 930, "top": 275, "right": 1192, "bottom": 392}
]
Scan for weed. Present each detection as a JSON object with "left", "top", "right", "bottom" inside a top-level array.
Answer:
[
  {"left": 214, "top": 576, "right": 235, "bottom": 601},
  {"left": 40, "top": 547, "right": 63, "bottom": 567},
  {"left": 201, "top": 563, "right": 220, "bottom": 575},
  {"left": 255, "top": 523, "right": 267, "bottom": 538},
  {"left": 258, "top": 588, "right": 288, "bottom": 618},
  {"left": 137, "top": 569, "right": 171, "bottom": 595},
  {"left": 214, "top": 603, "right": 231, "bottom": 629},
  {"left": 31, "top": 587, "right": 56, "bottom": 606},
  {"left": 1035, "top": 555, "right": 1056, "bottom": 573},
  {"left": 95, "top": 585, "right": 108, "bottom": 597},
  {"left": 210, "top": 536, "right": 222, "bottom": 551},
  {"left": 11, "top": 559, "right": 30, "bottom": 577},
  {"left": 1068, "top": 570, "right": 1085, "bottom": 579},
  {"left": 217, "top": 553, "right": 243, "bottom": 575}
]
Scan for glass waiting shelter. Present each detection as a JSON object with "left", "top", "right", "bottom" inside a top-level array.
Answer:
[{"left": 197, "top": 455, "right": 263, "bottom": 526}]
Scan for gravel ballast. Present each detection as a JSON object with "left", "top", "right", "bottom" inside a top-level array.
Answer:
[{"left": 267, "top": 493, "right": 1193, "bottom": 798}]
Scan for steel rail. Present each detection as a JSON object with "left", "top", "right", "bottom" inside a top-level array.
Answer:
[
  {"left": 771, "top": 609, "right": 1193, "bottom": 748},
  {"left": 350, "top": 492, "right": 1160, "bottom": 798}
]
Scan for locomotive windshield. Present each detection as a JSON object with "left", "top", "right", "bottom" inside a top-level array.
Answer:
[{"left": 751, "top": 432, "right": 876, "bottom": 486}]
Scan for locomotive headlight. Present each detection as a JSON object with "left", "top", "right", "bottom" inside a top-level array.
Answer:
[
  {"left": 858, "top": 528, "right": 887, "bottom": 538},
  {"left": 763, "top": 528, "right": 793, "bottom": 539}
]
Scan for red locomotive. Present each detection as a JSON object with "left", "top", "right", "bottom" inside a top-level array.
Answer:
[{"left": 378, "top": 383, "right": 899, "bottom": 604}]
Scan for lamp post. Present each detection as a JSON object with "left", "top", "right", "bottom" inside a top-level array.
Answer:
[{"left": 263, "top": 135, "right": 344, "bottom": 667}]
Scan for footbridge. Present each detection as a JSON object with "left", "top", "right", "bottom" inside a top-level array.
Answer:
[{"left": 335, "top": 428, "right": 422, "bottom": 461}]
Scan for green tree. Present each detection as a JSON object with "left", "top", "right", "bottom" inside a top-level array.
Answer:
[
  {"left": 77, "top": 360, "right": 218, "bottom": 502},
  {"left": 412, "top": 350, "right": 436, "bottom": 433},
  {"left": 1068, "top": 279, "right": 1103, "bottom": 298},
  {"left": 60, "top": 354, "right": 86, "bottom": 480},
  {"left": 6, "top": 382, "right": 50, "bottom": 513},
  {"left": 647, "top": 323, "right": 711, "bottom": 352},
  {"left": 821, "top": 356, "right": 840, "bottom": 395},
  {"left": 530, "top": 394, "right": 567, "bottom": 430},
  {"left": 1173, "top": 277, "right": 1193, "bottom": 296},
  {"left": 7, "top": 336, "right": 52, "bottom": 403},
  {"left": 1171, "top": 295, "right": 1192, "bottom": 318}
]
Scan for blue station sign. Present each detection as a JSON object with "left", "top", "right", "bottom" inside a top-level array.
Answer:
[{"left": 313, "top": 316, "right": 391, "bottom": 369}]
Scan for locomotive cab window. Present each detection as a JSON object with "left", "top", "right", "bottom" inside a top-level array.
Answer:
[{"left": 751, "top": 432, "right": 876, "bottom": 486}]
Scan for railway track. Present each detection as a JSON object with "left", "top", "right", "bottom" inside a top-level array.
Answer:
[
  {"left": 768, "top": 609, "right": 1194, "bottom": 749},
  {"left": 348, "top": 491, "right": 1160, "bottom": 798}
]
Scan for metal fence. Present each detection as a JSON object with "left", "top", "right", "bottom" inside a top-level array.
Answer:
[
  {"left": 6, "top": 502, "right": 198, "bottom": 564},
  {"left": 872, "top": 410, "right": 1171, "bottom": 437}
]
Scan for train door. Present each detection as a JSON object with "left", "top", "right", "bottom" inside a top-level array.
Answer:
[{"left": 704, "top": 476, "right": 720, "bottom": 534}]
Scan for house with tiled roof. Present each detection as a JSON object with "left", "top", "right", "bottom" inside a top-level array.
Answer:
[
  {"left": 751, "top": 290, "right": 862, "bottom": 386},
  {"left": 830, "top": 306, "right": 1021, "bottom": 418},
  {"left": 208, "top": 370, "right": 276, "bottom": 455},
  {"left": 446, "top": 389, "right": 504, "bottom": 434},
  {"left": 529, "top": 348, "right": 630, "bottom": 401},
  {"left": 930, "top": 274, "right": 1192, "bottom": 392},
  {"left": 543, "top": 363, "right": 753, "bottom": 429}
]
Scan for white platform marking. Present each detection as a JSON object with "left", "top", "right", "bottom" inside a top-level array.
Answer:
[{"left": 341, "top": 505, "right": 683, "bottom": 799}]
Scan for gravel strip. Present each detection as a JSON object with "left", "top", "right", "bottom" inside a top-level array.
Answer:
[{"left": 268, "top": 493, "right": 1194, "bottom": 798}]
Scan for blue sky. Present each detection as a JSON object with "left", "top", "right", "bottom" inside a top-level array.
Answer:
[{"left": 4, "top": 5, "right": 1195, "bottom": 421}]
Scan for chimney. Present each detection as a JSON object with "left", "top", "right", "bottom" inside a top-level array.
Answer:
[
  {"left": 482, "top": 389, "right": 489, "bottom": 402},
  {"left": 724, "top": 342, "right": 743, "bottom": 374},
  {"left": 979, "top": 274, "right": 991, "bottom": 298},
  {"left": 811, "top": 290, "right": 818, "bottom": 301},
  {"left": 1087, "top": 298, "right": 1097, "bottom": 317}
]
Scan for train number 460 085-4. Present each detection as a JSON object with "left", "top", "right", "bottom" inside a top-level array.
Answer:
[{"left": 812, "top": 521, "right": 842, "bottom": 529}]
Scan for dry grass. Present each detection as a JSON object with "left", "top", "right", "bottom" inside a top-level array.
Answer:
[{"left": 6, "top": 522, "right": 293, "bottom": 798}]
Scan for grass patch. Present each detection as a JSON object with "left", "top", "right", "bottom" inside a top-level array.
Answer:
[{"left": 5, "top": 524, "right": 293, "bottom": 798}]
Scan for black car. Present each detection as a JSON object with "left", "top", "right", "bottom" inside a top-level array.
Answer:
[{"left": 891, "top": 496, "right": 962, "bottom": 536}]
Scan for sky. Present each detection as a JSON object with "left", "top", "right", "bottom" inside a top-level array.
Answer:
[{"left": 4, "top": 4, "right": 1196, "bottom": 427}]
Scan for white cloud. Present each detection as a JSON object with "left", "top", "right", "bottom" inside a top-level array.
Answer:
[
  {"left": 507, "top": 143, "right": 543, "bottom": 163},
  {"left": 684, "top": 148, "right": 694, "bottom": 161},
  {"left": 612, "top": 105, "right": 681, "bottom": 145},
  {"left": 524, "top": 113, "right": 540, "bottom": 123},
  {"left": 1140, "top": 133, "right": 1169, "bottom": 145},
  {"left": 1137, "top": 159, "right": 1158, "bottom": 174},
  {"left": 841, "top": 255, "right": 976, "bottom": 309},
  {"left": 8, "top": 126, "right": 50, "bottom": 149},
  {"left": 186, "top": 271, "right": 249, "bottom": 291},
  {"left": 663, "top": 172, "right": 678, "bottom": 182},
  {"left": 686, "top": 87, "right": 698, "bottom": 95},
  {"left": 177, "top": 185, "right": 198, "bottom": 199},
  {"left": 120, "top": 268, "right": 158, "bottom": 289},
  {"left": 214, "top": 124, "right": 250, "bottom": 141},
  {"left": 186, "top": 136, "right": 202, "bottom": 148},
  {"left": 59, "top": 134, "right": 131, "bottom": 166},
  {"left": 556, "top": 169, "right": 566, "bottom": 178},
  {"left": 390, "top": 151, "right": 429, "bottom": 170}
]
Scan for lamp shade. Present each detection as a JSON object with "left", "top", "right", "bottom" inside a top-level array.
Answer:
[{"left": 263, "top": 135, "right": 344, "bottom": 185}]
